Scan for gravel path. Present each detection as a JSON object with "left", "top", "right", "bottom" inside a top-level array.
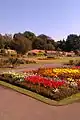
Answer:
[
  {"left": 0, "top": 63, "right": 63, "bottom": 73},
  {"left": 0, "top": 86, "right": 80, "bottom": 120},
  {"left": 13, "top": 63, "right": 64, "bottom": 72}
]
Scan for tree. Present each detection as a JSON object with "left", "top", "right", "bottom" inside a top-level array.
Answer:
[
  {"left": 23, "top": 31, "right": 36, "bottom": 41},
  {"left": 3, "top": 34, "right": 13, "bottom": 49},
  {"left": 32, "top": 38, "right": 45, "bottom": 50},
  {"left": 44, "top": 43, "right": 55, "bottom": 50},
  {"left": 0, "top": 34, "right": 4, "bottom": 48},
  {"left": 11, "top": 33, "right": 31, "bottom": 54},
  {"left": 38, "top": 34, "right": 51, "bottom": 39},
  {"left": 37, "top": 34, "right": 53, "bottom": 43},
  {"left": 56, "top": 39, "right": 66, "bottom": 51},
  {"left": 65, "top": 34, "right": 79, "bottom": 51},
  {"left": 37, "top": 34, "right": 55, "bottom": 50}
]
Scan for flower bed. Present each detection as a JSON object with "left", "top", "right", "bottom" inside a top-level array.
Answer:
[{"left": 0, "top": 67, "right": 80, "bottom": 101}]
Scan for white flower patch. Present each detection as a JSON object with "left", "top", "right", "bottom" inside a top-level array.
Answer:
[
  {"left": 53, "top": 88, "right": 59, "bottom": 93},
  {"left": 70, "top": 82, "right": 77, "bottom": 87}
]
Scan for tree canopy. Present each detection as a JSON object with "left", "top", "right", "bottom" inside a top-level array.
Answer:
[
  {"left": 11, "top": 33, "right": 31, "bottom": 54},
  {"left": 0, "top": 31, "right": 79, "bottom": 54}
]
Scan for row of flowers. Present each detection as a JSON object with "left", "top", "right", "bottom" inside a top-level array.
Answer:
[
  {"left": 37, "top": 68, "right": 80, "bottom": 79},
  {"left": 25, "top": 75, "right": 65, "bottom": 88}
]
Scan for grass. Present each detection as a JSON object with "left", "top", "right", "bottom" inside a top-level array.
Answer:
[
  {"left": 37, "top": 57, "right": 80, "bottom": 64},
  {"left": 18, "top": 57, "right": 80, "bottom": 69},
  {"left": 24, "top": 56, "right": 80, "bottom": 64},
  {"left": 0, "top": 80, "right": 80, "bottom": 106}
]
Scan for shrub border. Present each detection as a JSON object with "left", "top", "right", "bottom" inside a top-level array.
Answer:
[{"left": 0, "top": 80, "right": 80, "bottom": 106}]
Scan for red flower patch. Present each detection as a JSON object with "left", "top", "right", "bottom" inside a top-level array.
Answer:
[{"left": 24, "top": 75, "right": 65, "bottom": 88}]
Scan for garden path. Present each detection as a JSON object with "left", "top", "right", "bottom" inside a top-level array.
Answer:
[{"left": 0, "top": 86, "right": 80, "bottom": 120}]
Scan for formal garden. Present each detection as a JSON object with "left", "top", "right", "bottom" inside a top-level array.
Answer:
[{"left": 0, "top": 32, "right": 80, "bottom": 106}]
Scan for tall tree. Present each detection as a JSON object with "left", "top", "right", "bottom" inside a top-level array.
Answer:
[
  {"left": 32, "top": 38, "right": 45, "bottom": 50},
  {"left": 3, "top": 34, "right": 13, "bottom": 49},
  {"left": 44, "top": 43, "right": 55, "bottom": 50},
  {"left": 65, "top": 34, "right": 79, "bottom": 51},
  {"left": 56, "top": 39, "right": 66, "bottom": 51},
  {"left": 37, "top": 34, "right": 51, "bottom": 40},
  {"left": 37, "top": 34, "right": 55, "bottom": 50},
  {"left": 23, "top": 31, "right": 36, "bottom": 41},
  {"left": 0, "top": 34, "right": 4, "bottom": 48},
  {"left": 11, "top": 33, "right": 31, "bottom": 54}
]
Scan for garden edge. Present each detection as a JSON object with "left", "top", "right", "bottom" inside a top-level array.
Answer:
[{"left": 0, "top": 80, "right": 80, "bottom": 106}]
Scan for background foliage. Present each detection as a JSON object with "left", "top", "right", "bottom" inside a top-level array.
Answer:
[{"left": 0, "top": 32, "right": 80, "bottom": 54}]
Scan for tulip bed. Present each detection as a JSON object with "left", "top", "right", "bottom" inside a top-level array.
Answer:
[{"left": 0, "top": 67, "right": 80, "bottom": 101}]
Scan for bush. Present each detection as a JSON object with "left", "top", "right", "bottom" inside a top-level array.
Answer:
[
  {"left": 52, "top": 87, "right": 79, "bottom": 101},
  {"left": 38, "top": 57, "right": 57, "bottom": 60},
  {"left": 75, "top": 60, "right": 80, "bottom": 66},
  {"left": 69, "top": 60, "right": 74, "bottom": 65},
  {"left": 25, "top": 60, "right": 36, "bottom": 64},
  {"left": 67, "top": 60, "right": 80, "bottom": 66},
  {"left": 0, "top": 57, "right": 37, "bottom": 68},
  {"left": 37, "top": 52, "right": 45, "bottom": 56}
]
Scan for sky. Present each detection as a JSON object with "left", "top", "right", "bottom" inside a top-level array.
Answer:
[{"left": 0, "top": 0, "right": 80, "bottom": 40}]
